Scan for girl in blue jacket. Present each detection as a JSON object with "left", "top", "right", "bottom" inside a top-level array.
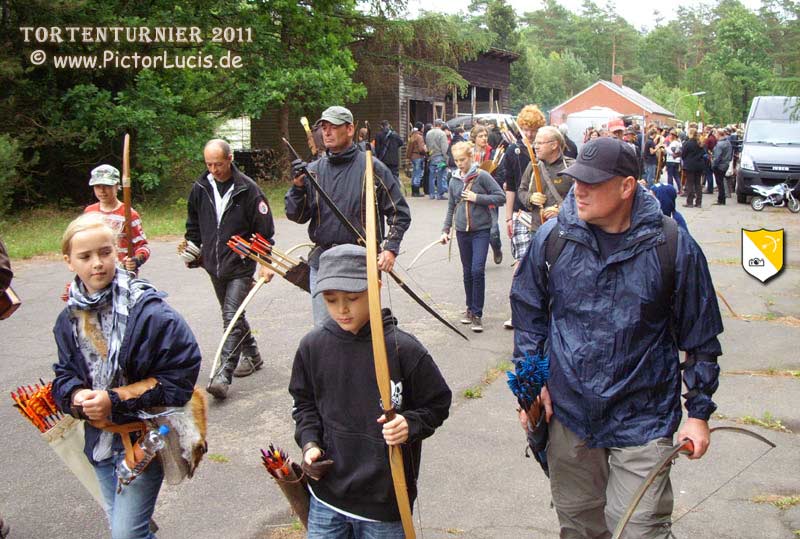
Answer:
[{"left": 53, "top": 214, "right": 201, "bottom": 539}]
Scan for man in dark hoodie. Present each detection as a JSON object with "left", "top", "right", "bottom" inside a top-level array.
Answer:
[
  {"left": 374, "top": 120, "right": 405, "bottom": 183},
  {"left": 286, "top": 106, "right": 411, "bottom": 325},
  {"left": 289, "top": 244, "right": 451, "bottom": 538}
]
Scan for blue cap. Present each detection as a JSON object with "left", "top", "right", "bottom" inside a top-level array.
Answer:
[{"left": 158, "top": 425, "right": 170, "bottom": 436}]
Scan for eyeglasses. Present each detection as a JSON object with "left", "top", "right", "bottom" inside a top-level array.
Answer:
[{"left": 533, "top": 140, "right": 557, "bottom": 146}]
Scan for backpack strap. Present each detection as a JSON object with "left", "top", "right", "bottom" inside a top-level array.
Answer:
[
  {"left": 544, "top": 222, "right": 566, "bottom": 274},
  {"left": 656, "top": 214, "right": 679, "bottom": 302}
]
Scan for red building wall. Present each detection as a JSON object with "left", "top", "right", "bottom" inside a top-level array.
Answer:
[{"left": 550, "top": 83, "right": 671, "bottom": 126}]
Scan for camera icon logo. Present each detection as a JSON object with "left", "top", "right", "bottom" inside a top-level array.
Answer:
[{"left": 748, "top": 258, "right": 765, "bottom": 267}]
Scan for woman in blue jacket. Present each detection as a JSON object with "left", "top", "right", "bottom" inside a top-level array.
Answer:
[
  {"left": 440, "top": 141, "right": 505, "bottom": 332},
  {"left": 53, "top": 214, "right": 201, "bottom": 539}
]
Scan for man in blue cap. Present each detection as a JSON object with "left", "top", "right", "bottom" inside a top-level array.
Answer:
[
  {"left": 510, "top": 137, "right": 724, "bottom": 538},
  {"left": 286, "top": 106, "right": 411, "bottom": 325}
]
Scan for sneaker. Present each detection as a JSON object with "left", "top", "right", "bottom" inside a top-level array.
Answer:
[
  {"left": 470, "top": 316, "right": 483, "bottom": 333},
  {"left": 460, "top": 310, "right": 473, "bottom": 324},
  {"left": 207, "top": 375, "right": 230, "bottom": 400},
  {"left": 493, "top": 249, "right": 503, "bottom": 265},
  {"left": 233, "top": 354, "right": 264, "bottom": 378},
  {"left": 503, "top": 318, "right": 513, "bottom": 329}
]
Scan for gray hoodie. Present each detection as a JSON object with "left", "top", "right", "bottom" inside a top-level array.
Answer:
[{"left": 443, "top": 166, "right": 505, "bottom": 233}]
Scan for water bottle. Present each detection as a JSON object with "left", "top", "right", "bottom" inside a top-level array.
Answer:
[{"left": 116, "top": 425, "right": 170, "bottom": 488}]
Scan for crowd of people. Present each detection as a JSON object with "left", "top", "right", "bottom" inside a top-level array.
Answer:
[
  {"left": 581, "top": 120, "right": 743, "bottom": 208},
  {"left": 1, "top": 101, "right": 730, "bottom": 539}
]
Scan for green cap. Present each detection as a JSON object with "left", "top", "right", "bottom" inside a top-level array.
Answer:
[{"left": 314, "top": 106, "right": 353, "bottom": 127}]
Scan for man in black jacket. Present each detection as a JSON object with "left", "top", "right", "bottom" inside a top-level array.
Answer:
[
  {"left": 285, "top": 106, "right": 411, "bottom": 325},
  {"left": 374, "top": 120, "right": 404, "bottom": 183},
  {"left": 184, "top": 139, "right": 275, "bottom": 399}
]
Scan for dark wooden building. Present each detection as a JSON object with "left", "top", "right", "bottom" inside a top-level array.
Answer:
[{"left": 250, "top": 47, "right": 518, "bottom": 160}]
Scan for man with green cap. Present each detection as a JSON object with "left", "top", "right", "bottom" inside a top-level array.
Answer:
[{"left": 285, "top": 106, "right": 411, "bottom": 325}]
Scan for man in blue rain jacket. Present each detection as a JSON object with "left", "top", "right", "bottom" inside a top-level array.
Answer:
[{"left": 511, "top": 137, "right": 723, "bottom": 539}]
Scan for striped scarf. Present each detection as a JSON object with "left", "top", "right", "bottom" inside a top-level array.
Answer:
[{"left": 68, "top": 269, "right": 155, "bottom": 460}]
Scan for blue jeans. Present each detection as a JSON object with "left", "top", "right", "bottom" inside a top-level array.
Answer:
[
  {"left": 95, "top": 452, "right": 163, "bottom": 539},
  {"left": 411, "top": 158, "right": 425, "bottom": 188},
  {"left": 307, "top": 496, "right": 404, "bottom": 539},
  {"left": 456, "top": 229, "right": 490, "bottom": 318},
  {"left": 644, "top": 163, "right": 656, "bottom": 186},
  {"left": 705, "top": 163, "right": 715, "bottom": 191},
  {"left": 666, "top": 163, "right": 680, "bottom": 191},
  {"left": 428, "top": 156, "right": 447, "bottom": 198},
  {"left": 309, "top": 265, "right": 332, "bottom": 326}
]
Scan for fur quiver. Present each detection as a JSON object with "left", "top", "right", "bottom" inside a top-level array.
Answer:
[{"left": 152, "top": 387, "right": 208, "bottom": 485}]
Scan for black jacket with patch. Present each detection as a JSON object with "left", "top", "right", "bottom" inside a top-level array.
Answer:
[{"left": 185, "top": 165, "right": 275, "bottom": 280}]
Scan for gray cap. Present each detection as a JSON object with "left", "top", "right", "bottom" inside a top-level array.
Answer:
[
  {"left": 89, "top": 164, "right": 121, "bottom": 186},
  {"left": 314, "top": 106, "right": 353, "bottom": 127},
  {"left": 561, "top": 137, "right": 639, "bottom": 184},
  {"left": 313, "top": 244, "right": 368, "bottom": 297}
]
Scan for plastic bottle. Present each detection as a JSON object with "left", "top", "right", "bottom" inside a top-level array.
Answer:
[{"left": 116, "top": 425, "right": 170, "bottom": 487}]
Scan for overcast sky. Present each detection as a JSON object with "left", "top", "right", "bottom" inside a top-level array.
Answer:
[{"left": 406, "top": 0, "right": 765, "bottom": 32}]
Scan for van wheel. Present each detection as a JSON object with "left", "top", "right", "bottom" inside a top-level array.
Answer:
[
  {"left": 737, "top": 193, "right": 748, "bottom": 204},
  {"left": 751, "top": 196, "right": 766, "bottom": 211}
]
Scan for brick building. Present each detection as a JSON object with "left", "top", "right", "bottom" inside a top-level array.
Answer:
[{"left": 550, "top": 75, "right": 673, "bottom": 127}]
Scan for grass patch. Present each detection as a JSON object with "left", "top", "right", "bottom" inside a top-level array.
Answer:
[
  {"left": 463, "top": 359, "right": 514, "bottom": 400},
  {"left": 483, "top": 359, "right": 513, "bottom": 385},
  {"left": 0, "top": 181, "right": 289, "bottom": 259},
  {"left": 752, "top": 494, "right": 800, "bottom": 510},
  {"left": 463, "top": 386, "right": 483, "bottom": 399},
  {"left": 207, "top": 453, "right": 230, "bottom": 463},
  {"left": 741, "top": 412, "right": 791, "bottom": 433}
]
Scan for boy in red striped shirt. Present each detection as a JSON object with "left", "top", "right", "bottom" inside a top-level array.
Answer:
[{"left": 84, "top": 164, "right": 150, "bottom": 272}]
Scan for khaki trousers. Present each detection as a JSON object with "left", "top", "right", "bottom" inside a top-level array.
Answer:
[{"left": 547, "top": 418, "right": 675, "bottom": 539}]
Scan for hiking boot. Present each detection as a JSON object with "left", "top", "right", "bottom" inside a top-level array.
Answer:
[
  {"left": 470, "top": 316, "right": 483, "bottom": 333},
  {"left": 233, "top": 354, "right": 263, "bottom": 378},
  {"left": 503, "top": 318, "right": 513, "bottom": 329},
  {"left": 460, "top": 310, "right": 473, "bottom": 324},
  {"left": 207, "top": 373, "right": 230, "bottom": 400},
  {"left": 493, "top": 249, "right": 503, "bottom": 265}
]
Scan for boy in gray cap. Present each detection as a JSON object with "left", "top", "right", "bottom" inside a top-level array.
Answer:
[
  {"left": 289, "top": 244, "right": 451, "bottom": 538},
  {"left": 84, "top": 164, "right": 150, "bottom": 272}
]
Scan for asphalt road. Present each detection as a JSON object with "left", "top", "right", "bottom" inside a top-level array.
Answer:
[{"left": 1, "top": 190, "right": 798, "bottom": 538}]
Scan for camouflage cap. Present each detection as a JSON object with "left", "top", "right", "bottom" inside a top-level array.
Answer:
[{"left": 89, "top": 164, "right": 121, "bottom": 186}]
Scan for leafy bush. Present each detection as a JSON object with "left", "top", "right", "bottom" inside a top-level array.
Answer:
[{"left": 0, "top": 135, "right": 23, "bottom": 216}]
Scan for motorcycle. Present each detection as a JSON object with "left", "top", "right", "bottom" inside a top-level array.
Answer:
[{"left": 750, "top": 181, "right": 800, "bottom": 213}]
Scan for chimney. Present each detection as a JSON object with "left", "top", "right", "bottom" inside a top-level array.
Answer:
[{"left": 612, "top": 74, "right": 624, "bottom": 87}]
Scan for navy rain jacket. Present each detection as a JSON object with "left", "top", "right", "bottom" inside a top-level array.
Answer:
[
  {"left": 53, "top": 288, "right": 201, "bottom": 464},
  {"left": 511, "top": 186, "right": 723, "bottom": 448}
]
